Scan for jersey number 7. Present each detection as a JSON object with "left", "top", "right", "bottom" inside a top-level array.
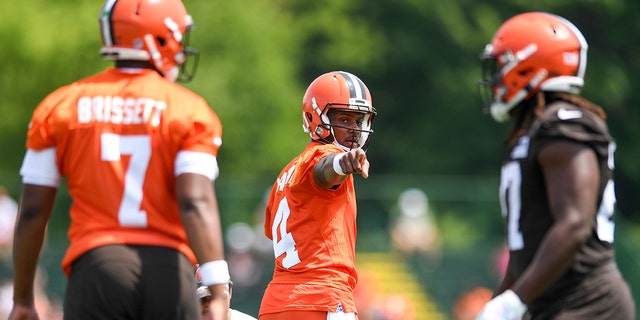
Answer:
[{"left": 101, "top": 133, "right": 151, "bottom": 228}]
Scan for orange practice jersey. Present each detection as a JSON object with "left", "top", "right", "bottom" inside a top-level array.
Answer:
[
  {"left": 259, "top": 142, "right": 359, "bottom": 315},
  {"left": 24, "top": 68, "right": 222, "bottom": 275}
]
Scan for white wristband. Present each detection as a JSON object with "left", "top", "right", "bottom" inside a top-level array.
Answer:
[
  {"left": 332, "top": 153, "right": 346, "bottom": 176},
  {"left": 477, "top": 289, "right": 527, "bottom": 320},
  {"left": 199, "top": 260, "right": 230, "bottom": 286}
]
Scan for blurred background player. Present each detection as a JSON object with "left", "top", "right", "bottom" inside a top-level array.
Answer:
[
  {"left": 475, "top": 12, "right": 635, "bottom": 319},
  {"left": 258, "top": 71, "right": 377, "bottom": 320},
  {"left": 390, "top": 188, "right": 441, "bottom": 259},
  {"left": 0, "top": 185, "right": 18, "bottom": 288},
  {"left": 10, "top": 0, "right": 231, "bottom": 319},
  {"left": 197, "top": 265, "right": 257, "bottom": 320},
  {"left": 0, "top": 186, "right": 17, "bottom": 259}
]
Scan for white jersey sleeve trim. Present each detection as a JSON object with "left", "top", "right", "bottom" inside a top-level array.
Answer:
[
  {"left": 175, "top": 151, "right": 219, "bottom": 181},
  {"left": 20, "top": 148, "right": 61, "bottom": 188}
]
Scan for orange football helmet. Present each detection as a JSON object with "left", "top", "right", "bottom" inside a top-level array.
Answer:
[
  {"left": 302, "top": 71, "right": 377, "bottom": 150},
  {"left": 478, "top": 12, "right": 588, "bottom": 122},
  {"left": 98, "top": 0, "right": 199, "bottom": 82}
]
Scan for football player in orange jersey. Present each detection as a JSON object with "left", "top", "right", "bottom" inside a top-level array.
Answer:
[
  {"left": 258, "top": 71, "right": 377, "bottom": 320},
  {"left": 10, "top": 0, "right": 231, "bottom": 319}
]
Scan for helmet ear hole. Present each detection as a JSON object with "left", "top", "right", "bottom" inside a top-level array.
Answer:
[
  {"left": 518, "top": 67, "right": 534, "bottom": 77},
  {"left": 305, "top": 112, "right": 313, "bottom": 123},
  {"left": 157, "top": 37, "right": 166, "bottom": 46}
]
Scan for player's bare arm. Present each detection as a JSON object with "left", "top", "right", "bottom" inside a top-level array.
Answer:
[
  {"left": 511, "top": 140, "right": 599, "bottom": 304},
  {"left": 177, "top": 173, "right": 230, "bottom": 319},
  {"left": 10, "top": 184, "right": 57, "bottom": 320},
  {"left": 495, "top": 260, "right": 516, "bottom": 297}
]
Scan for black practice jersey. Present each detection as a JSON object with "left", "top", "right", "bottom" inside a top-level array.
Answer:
[{"left": 499, "top": 101, "right": 631, "bottom": 318}]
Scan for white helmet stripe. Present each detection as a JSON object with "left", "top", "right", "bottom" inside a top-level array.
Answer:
[
  {"left": 99, "top": 0, "right": 118, "bottom": 46},
  {"left": 550, "top": 13, "right": 588, "bottom": 79}
]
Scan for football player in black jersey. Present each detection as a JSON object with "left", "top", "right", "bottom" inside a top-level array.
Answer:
[{"left": 475, "top": 12, "right": 635, "bottom": 320}]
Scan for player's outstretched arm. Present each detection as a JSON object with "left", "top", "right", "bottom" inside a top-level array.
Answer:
[{"left": 314, "top": 149, "right": 370, "bottom": 189}]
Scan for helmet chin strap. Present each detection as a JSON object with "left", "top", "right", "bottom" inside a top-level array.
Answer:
[
  {"left": 164, "top": 67, "right": 179, "bottom": 82},
  {"left": 490, "top": 100, "right": 519, "bottom": 123}
]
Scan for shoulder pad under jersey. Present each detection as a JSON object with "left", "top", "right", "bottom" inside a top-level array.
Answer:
[{"left": 531, "top": 101, "right": 613, "bottom": 158}]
